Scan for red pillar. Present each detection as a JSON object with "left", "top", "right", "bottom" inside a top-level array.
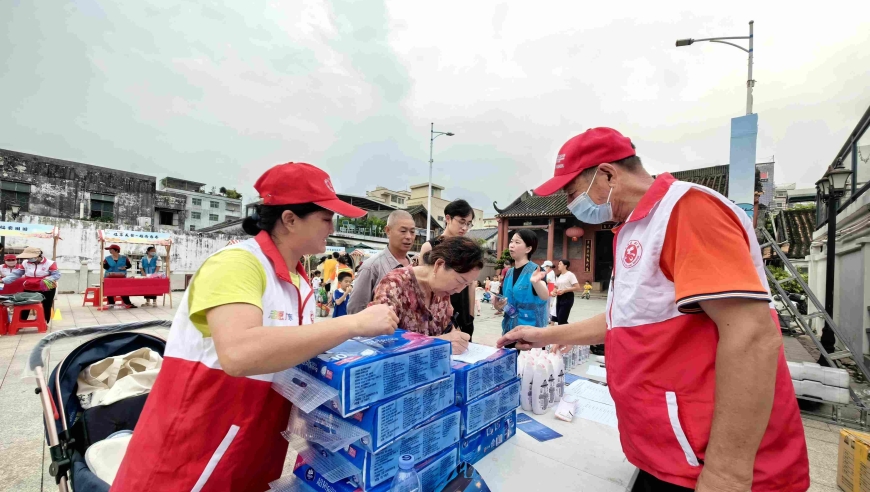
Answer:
[
  {"left": 547, "top": 218, "right": 555, "bottom": 262},
  {"left": 497, "top": 218, "right": 506, "bottom": 254}
]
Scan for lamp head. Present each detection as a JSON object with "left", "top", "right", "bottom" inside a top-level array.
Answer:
[{"left": 675, "top": 39, "right": 694, "bottom": 47}]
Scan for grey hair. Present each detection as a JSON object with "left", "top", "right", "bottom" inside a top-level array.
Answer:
[{"left": 386, "top": 210, "right": 414, "bottom": 227}]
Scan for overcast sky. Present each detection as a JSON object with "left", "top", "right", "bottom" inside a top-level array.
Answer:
[{"left": 2, "top": 1, "right": 869, "bottom": 217}]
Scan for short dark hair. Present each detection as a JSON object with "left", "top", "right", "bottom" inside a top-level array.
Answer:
[
  {"left": 146, "top": 246, "right": 156, "bottom": 253},
  {"left": 332, "top": 252, "right": 340, "bottom": 259},
  {"left": 559, "top": 259, "right": 571, "bottom": 269},
  {"left": 444, "top": 199, "right": 475, "bottom": 220},
  {"left": 243, "top": 203, "right": 327, "bottom": 236},
  {"left": 337, "top": 271, "right": 352, "bottom": 283},
  {"left": 421, "top": 236, "right": 484, "bottom": 274},
  {"left": 511, "top": 230, "right": 539, "bottom": 259}
]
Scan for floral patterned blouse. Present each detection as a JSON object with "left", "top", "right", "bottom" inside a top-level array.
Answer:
[{"left": 369, "top": 266, "right": 454, "bottom": 336}]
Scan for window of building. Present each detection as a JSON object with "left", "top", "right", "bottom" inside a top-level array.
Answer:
[
  {"left": 0, "top": 181, "right": 32, "bottom": 212},
  {"left": 190, "top": 225, "right": 196, "bottom": 231},
  {"left": 191, "top": 211, "right": 201, "bottom": 220},
  {"left": 159, "top": 211, "right": 174, "bottom": 226},
  {"left": 209, "top": 213, "right": 219, "bottom": 221},
  {"left": 390, "top": 195, "right": 405, "bottom": 205},
  {"left": 90, "top": 193, "right": 115, "bottom": 219},
  {"left": 210, "top": 201, "right": 219, "bottom": 209},
  {"left": 192, "top": 198, "right": 202, "bottom": 207}
]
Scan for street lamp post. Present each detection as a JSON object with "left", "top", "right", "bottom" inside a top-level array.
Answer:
[
  {"left": 0, "top": 202, "right": 21, "bottom": 253},
  {"left": 676, "top": 20, "right": 755, "bottom": 115},
  {"left": 427, "top": 122, "right": 455, "bottom": 242},
  {"left": 815, "top": 167, "right": 853, "bottom": 361}
]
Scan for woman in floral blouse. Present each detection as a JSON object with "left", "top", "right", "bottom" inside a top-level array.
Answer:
[{"left": 370, "top": 236, "right": 484, "bottom": 354}]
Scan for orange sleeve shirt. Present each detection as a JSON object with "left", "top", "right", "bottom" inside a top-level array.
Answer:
[{"left": 660, "top": 189, "right": 770, "bottom": 313}]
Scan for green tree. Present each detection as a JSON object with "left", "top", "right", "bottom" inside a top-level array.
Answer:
[
  {"left": 767, "top": 266, "right": 808, "bottom": 294},
  {"left": 495, "top": 249, "right": 511, "bottom": 270}
]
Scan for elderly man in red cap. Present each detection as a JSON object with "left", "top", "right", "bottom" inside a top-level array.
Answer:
[{"left": 498, "top": 128, "right": 809, "bottom": 492}]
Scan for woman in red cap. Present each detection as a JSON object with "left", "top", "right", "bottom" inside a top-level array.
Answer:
[{"left": 113, "top": 163, "right": 399, "bottom": 492}]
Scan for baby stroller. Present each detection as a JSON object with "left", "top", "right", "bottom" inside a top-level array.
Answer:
[{"left": 26, "top": 320, "right": 171, "bottom": 492}]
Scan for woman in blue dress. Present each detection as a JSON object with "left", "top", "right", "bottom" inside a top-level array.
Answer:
[{"left": 494, "top": 229, "right": 550, "bottom": 335}]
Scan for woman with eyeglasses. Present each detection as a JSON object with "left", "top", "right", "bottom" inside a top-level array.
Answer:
[
  {"left": 371, "top": 236, "right": 483, "bottom": 355},
  {"left": 419, "top": 199, "right": 478, "bottom": 340}
]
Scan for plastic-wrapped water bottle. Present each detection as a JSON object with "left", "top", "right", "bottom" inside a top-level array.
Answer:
[{"left": 390, "top": 455, "right": 421, "bottom": 492}]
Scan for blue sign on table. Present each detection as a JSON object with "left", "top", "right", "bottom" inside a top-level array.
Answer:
[{"left": 515, "top": 413, "right": 562, "bottom": 442}]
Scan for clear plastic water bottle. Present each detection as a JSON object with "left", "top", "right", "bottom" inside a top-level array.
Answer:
[{"left": 390, "top": 454, "right": 421, "bottom": 492}]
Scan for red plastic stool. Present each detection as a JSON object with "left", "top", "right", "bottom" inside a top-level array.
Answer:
[
  {"left": 8, "top": 304, "right": 47, "bottom": 335},
  {"left": 0, "top": 309, "right": 8, "bottom": 336},
  {"left": 82, "top": 287, "right": 101, "bottom": 307}
]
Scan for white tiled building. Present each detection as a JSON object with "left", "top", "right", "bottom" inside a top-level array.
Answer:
[{"left": 159, "top": 177, "right": 243, "bottom": 231}]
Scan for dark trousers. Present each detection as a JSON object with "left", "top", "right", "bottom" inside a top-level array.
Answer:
[
  {"left": 21, "top": 288, "right": 56, "bottom": 321},
  {"left": 631, "top": 470, "right": 693, "bottom": 492},
  {"left": 556, "top": 294, "right": 574, "bottom": 325},
  {"left": 107, "top": 296, "right": 132, "bottom": 306},
  {"left": 144, "top": 296, "right": 157, "bottom": 301}
]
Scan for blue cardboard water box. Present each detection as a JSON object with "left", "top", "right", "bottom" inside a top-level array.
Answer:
[
  {"left": 294, "top": 444, "right": 460, "bottom": 492},
  {"left": 299, "top": 330, "right": 452, "bottom": 417},
  {"left": 459, "top": 409, "right": 516, "bottom": 464},
  {"left": 451, "top": 348, "right": 517, "bottom": 405},
  {"left": 327, "top": 374, "right": 456, "bottom": 453},
  {"left": 460, "top": 378, "right": 521, "bottom": 436},
  {"left": 339, "top": 406, "right": 461, "bottom": 489}
]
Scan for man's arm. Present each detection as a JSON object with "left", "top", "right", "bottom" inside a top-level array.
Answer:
[
  {"left": 694, "top": 298, "right": 782, "bottom": 492},
  {"left": 497, "top": 313, "right": 607, "bottom": 349},
  {"left": 347, "top": 264, "right": 376, "bottom": 315}
]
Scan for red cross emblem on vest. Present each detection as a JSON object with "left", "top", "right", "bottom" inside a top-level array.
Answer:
[{"left": 622, "top": 240, "right": 643, "bottom": 268}]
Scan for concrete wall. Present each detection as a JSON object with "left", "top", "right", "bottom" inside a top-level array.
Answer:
[
  {"left": 0, "top": 149, "right": 156, "bottom": 224},
  {"left": 1, "top": 215, "right": 247, "bottom": 292}
]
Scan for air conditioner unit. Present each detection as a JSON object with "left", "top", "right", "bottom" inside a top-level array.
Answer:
[{"left": 137, "top": 217, "right": 152, "bottom": 228}]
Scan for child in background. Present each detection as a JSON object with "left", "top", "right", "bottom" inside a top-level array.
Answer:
[
  {"left": 474, "top": 280, "right": 482, "bottom": 316},
  {"left": 332, "top": 271, "right": 353, "bottom": 318},
  {"left": 582, "top": 281, "right": 592, "bottom": 300},
  {"left": 490, "top": 276, "right": 502, "bottom": 312}
]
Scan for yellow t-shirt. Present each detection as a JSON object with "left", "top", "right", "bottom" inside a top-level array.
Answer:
[
  {"left": 583, "top": 284, "right": 592, "bottom": 293},
  {"left": 322, "top": 259, "right": 338, "bottom": 283},
  {"left": 187, "top": 249, "right": 303, "bottom": 336}
]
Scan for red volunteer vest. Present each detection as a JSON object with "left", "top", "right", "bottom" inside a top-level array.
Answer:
[
  {"left": 604, "top": 174, "right": 809, "bottom": 491},
  {"left": 112, "top": 232, "right": 314, "bottom": 492}
]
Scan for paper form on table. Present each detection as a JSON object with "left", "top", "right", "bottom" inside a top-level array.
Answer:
[
  {"left": 586, "top": 364, "right": 607, "bottom": 378},
  {"left": 452, "top": 343, "right": 499, "bottom": 364},
  {"left": 575, "top": 399, "right": 618, "bottom": 428},
  {"left": 565, "top": 380, "right": 614, "bottom": 406}
]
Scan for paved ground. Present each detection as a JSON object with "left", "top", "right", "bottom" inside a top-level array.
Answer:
[{"left": 0, "top": 293, "right": 842, "bottom": 491}]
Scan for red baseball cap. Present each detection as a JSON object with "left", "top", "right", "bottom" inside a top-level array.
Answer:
[
  {"left": 534, "top": 128, "right": 636, "bottom": 197},
  {"left": 105, "top": 244, "right": 121, "bottom": 251},
  {"left": 4, "top": 254, "right": 16, "bottom": 261},
  {"left": 255, "top": 162, "right": 366, "bottom": 218}
]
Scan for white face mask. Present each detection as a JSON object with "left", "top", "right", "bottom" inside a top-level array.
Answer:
[
  {"left": 566, "top": 167, "right": 613, "bottom": 224},
  {"left": 5, "top": 262, "right": 16, "bottom": 267}
]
